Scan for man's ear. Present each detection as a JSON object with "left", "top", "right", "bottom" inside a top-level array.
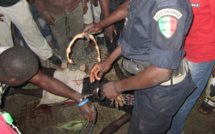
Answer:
[
  {"left": 8, "top": 78, "right": 17, "bottom": 83},
  {"left": 7, "top": 77, "right": 26, "bottom": 86}
]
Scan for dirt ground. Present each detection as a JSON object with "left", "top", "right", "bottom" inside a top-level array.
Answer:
[{"left": 2, "top": 44, "right": 215, "bottom": 134}]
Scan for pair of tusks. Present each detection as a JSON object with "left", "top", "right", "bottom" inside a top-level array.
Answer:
[{"left": 66, "top": 33, "right": 101, "bottom": 64}]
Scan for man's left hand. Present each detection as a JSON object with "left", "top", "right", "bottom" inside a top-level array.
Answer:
[
  {"left": 82, "top": 5, "right": 88, "bottom": 14},
  {"left": 79, "top": 101, "right": 97, "bottom": 123},
  {"left": 83, "top": 23, "right": 103, "bottom": 35},
  {"left": 104, "top": 24, "right": 117, "bottom": 43}
]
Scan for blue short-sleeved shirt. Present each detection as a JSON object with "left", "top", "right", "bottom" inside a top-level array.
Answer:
[{"left": 121, "top": 0, "right": 193, "bottom": 70}]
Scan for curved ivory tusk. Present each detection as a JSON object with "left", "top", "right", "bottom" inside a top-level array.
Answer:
[{"left": 66, "top": 33, "right": 101, "bottom": 64}]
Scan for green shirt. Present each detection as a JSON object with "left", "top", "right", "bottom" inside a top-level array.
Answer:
[{"left": 0, "top": 0, "right": 20, "bottom": 7}]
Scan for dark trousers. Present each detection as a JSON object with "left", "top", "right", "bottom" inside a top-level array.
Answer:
[{"left": 128, "top": 70, "right": 196, "bottom": 134}]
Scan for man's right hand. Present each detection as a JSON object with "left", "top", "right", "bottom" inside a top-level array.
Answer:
[
  {"left": 83, "top": 23, "right": 103, "bottom": 35},
  {"left": 45, "top": 15, "right": 55, "bottom": 25},
  {"left": 90, "top": 61, "right": 111, "bottom": 83},
  {"left": 79, "top": 101, "right": 97, "bottom": 123},
  {"left": 0, "top": 13, "right": 4, "bottom": 22},
  {"left": 104, "top": 24, "right": 117, "bottom": 43}
]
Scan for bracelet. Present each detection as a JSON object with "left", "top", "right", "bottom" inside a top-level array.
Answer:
[{"left": 78, "top": 99, "right": 89, "bottom": 107}]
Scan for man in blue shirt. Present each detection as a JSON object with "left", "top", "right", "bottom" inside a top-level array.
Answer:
[{"left": 83, "top": 0, "right": 196, "bottom": 133}]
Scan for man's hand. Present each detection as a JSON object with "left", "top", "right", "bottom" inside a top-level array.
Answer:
[
  {"left": 92, "top": 0, "right": 99, "bottom": 6},
  {"left": 83, "top": 23, "right": 103, "bottom": 35},
  {"left": 104, "top": 25, "right": 117, "bottom": 43},
  {"left": 0, "top": 13, "right": 4, "bottom": 22},
  {"left": 101, "top": 81, "right": 121, "bottom": 100},
  {"left": 82, "top": 5, "right": 88, "bottom": 14},
  {"left": 90, "top": 61, "right": 111, "bottom": 83},
  {"left": 79, "top": 101, "right": 97, "bottom": 123},
  {"left": 45, "top": 15, "right": 55, "bottom": 25}
]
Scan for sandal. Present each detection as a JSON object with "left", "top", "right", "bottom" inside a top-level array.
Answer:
[{"left": 198, "top": 98, "right": 215, "bottom": 115}]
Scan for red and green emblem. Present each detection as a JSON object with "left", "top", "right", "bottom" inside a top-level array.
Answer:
[
  {"left": 153, "top": 8, "right": 182, "bottom": 38},
  {"left": 158, "top": 16, "right": 177, "bottom": 38}
]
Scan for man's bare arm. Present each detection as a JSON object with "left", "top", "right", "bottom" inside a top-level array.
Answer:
[
  {"left": 98, "top": 0, "right": 129, "bottom": 28},
  {"left": 30, "top": 71, "right": 97, "bottom": 123},
  {"left": 30, "top": 71, "right": 84, "bottom": 103},
  {"left": 117, "top": 65, "right": 172, "bottom": 92},
  {"left": 83, "top": 1, "right": 129, "bottom": 34},
  {"left": 99, "top": 0, "right": 110, "bottom": 18},
  {"left": 101, "top": 65, "right": 173, "bottom": 99}
]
